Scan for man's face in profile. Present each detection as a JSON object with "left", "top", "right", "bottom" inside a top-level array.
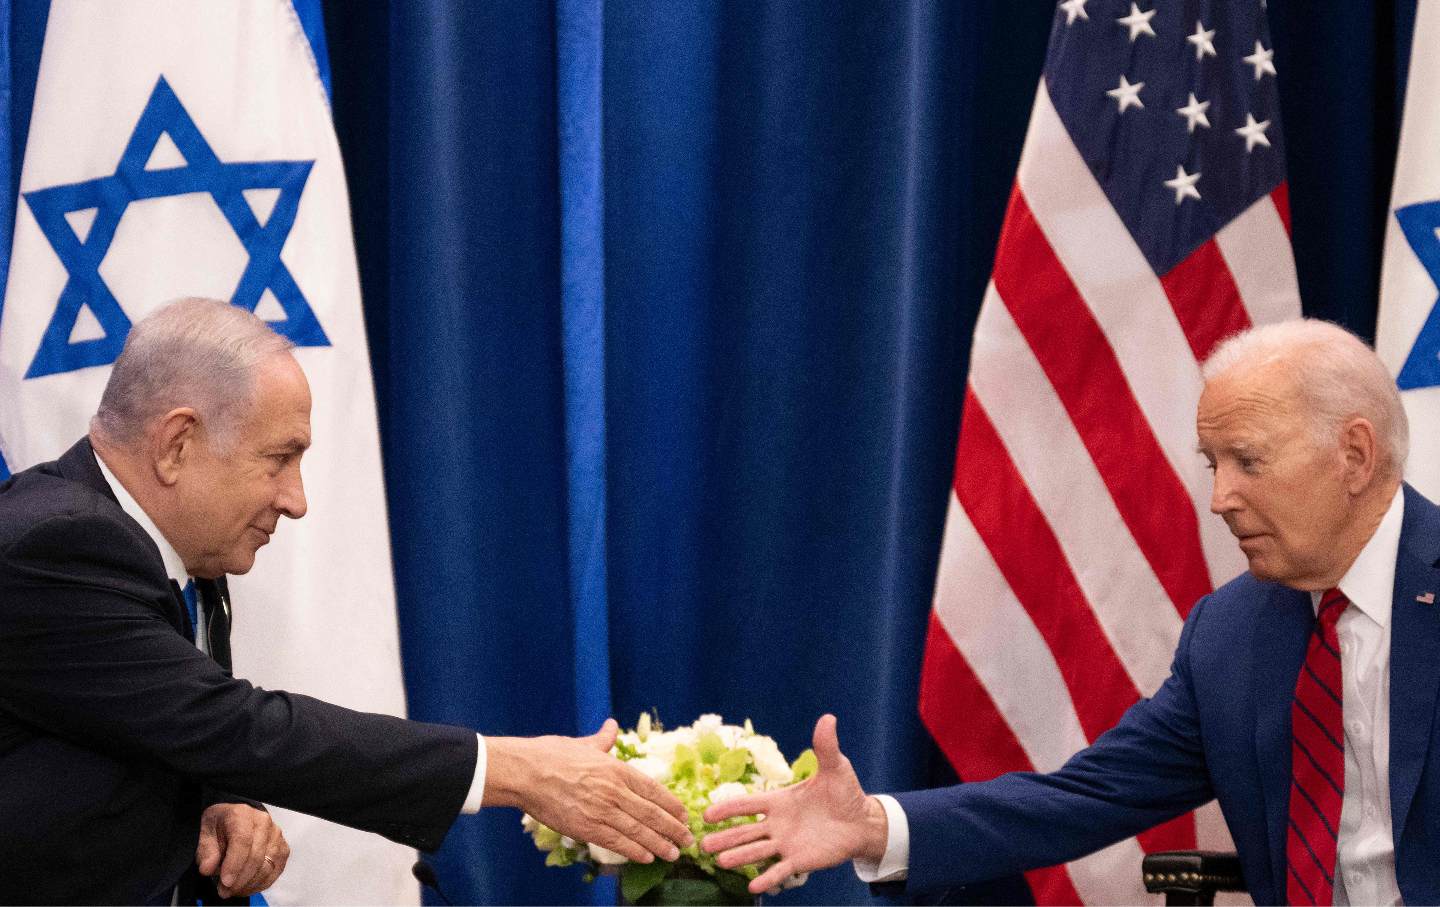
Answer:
[
  {"left": 175, "top": 352, "right": 312, "bottom": 578},
  {"left": 1196, "top": 361, "right": 1353, "bottom": 591}
]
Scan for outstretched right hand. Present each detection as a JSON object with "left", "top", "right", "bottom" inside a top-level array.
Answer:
[
  {"left": 700, "top": 714, "right": 889, "bottom": 893},
  {"left": 484, "top": 719, "right": 693, "bottom": 864}
]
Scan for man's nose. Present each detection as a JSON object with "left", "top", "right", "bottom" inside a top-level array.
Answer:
[
  {"left": 1209, "top": 468, "right": 1237, "bottom": 515},
  {"left": 277, "top": 467, "right": 307, "bottom": 519}
]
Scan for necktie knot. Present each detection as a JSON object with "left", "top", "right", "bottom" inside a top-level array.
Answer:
[{"left": 1318, "top": 588, "right": 1349, "bottom": 630}]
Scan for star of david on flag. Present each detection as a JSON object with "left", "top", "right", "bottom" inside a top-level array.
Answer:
[
  {"left": 0, "top": 2, "right": 416, "bottom": 901},
  {"left": 1380, "top": 0, "right": 1440, "bottom": 505},
  {"left": 23, "top": 75, "right": 328, "bottom": 379},
  {"left": 1390, "top": 200, "right": 1440, "bottom": 390}
]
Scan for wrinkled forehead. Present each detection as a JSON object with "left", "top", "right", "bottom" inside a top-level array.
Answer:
[{"left": 1197, "top": 359, "right": 1305, "bottom": 437}]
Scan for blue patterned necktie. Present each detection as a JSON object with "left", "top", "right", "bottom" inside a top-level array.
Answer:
[{"left": 181, "top": 579, "right": 199, "bottom": 645}]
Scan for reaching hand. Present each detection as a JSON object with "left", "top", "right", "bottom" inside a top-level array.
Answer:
[
  {"left": 485, "top": 719, "right": 694, "bottom": 864},
  {"left": 700, "top": 714, "right": 888, "bottom": 894},
  {"left": 195, "top": 802, "right": 289, "bottom": 899}
]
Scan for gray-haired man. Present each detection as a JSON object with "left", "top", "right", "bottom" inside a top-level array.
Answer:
[{"left": 0, "top": 298, "right": 690, "bottom": 904}]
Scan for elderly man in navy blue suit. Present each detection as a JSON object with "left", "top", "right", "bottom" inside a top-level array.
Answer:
[{"left": 705, "top": 319, "right": 1440, "bottom": 905}]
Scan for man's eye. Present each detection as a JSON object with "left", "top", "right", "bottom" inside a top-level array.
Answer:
[{"left": 1239, "top": 457, "right": 1260, "bottom": 473}]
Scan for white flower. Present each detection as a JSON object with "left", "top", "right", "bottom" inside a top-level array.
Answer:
[
  {"left": 637, "top": 712, "right": 652, "bottom": 740},
  {"left": 627, "top": 756, "right": 671, "bottom": 783},
  {"left": 589, "top": 843, "right": 628, "bottom": 865},
  {"left": 743, "top": 735, "right": 794, "bottom": 784},
  {"left": 708, "top": 782, "right": 749, "bottom": 805},
  {"left": 637, "top": 727, "right": 696, "bottom": 761},
  {"left": 616, "top": 731, "right": 642, "bottom": 752},
  {"left": 521, "top": 814, "right": 539, "bottom": 834},
  {"left": 694, "top": 713, "right": 724, "bottom": 732}
]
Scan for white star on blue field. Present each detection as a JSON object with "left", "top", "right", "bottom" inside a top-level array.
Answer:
[{"left": 23, "top": 76, "right": 327, "bottom": 379}]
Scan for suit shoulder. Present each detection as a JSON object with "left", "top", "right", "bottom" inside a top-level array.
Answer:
[
  {"left": 1183, "top": 571, "right": 1287, "bottom": 644},
  {"left": 0, "top": 468, "right": 161, "bottom": 585}
]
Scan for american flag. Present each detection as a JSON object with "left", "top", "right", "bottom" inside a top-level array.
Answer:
[{"left": 918, "top": 1, "right": 1299, "bottom": 902}]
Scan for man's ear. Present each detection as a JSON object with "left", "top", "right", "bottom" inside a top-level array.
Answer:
[
  {"left": 151, "top": 408, "right": 200, "bottom": 486},
  {"left": 1338, "top": 416, "right": 1378, "bottom": 495}
]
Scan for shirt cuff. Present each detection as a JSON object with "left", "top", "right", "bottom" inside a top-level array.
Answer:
[
  {"left": 851, "top": 794, "right": 910, "bottom": 883},
  {"left": 461, "top": 733, "right": 487, "bottom": 814}
]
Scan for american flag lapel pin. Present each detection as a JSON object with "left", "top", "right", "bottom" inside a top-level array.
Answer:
[{"left": 1417, "top": 592, "right": 1435, "bottom": 605}]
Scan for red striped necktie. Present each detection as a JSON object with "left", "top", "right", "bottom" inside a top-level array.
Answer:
[{"left": 1287, "top": 587, "right": 1348, "bottom": 905}]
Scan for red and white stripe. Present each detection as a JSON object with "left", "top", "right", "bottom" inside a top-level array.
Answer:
[{"left": 920, "top": 79, "right": 1300, "bottom": 904}]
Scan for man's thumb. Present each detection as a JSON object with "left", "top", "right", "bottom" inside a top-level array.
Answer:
[
  {"left": 813, "top": 714, "right": 843, "bottom": 772},
  {"left": 589, "top": 717, "right": 620, "bottom": 751},
  {"left": 195, "top": 810, "right": 223, "bottom": 874}
]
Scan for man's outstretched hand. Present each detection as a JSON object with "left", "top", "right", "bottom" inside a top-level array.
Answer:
[
  {"left": 196, "top": 802, "right": 289, "bottom": 899},
  {"left": 485, "top": 719, "right": 694, "bottom": 865},
  {"left": 700, "top": 714, "right": 889, "bottom": 893}
]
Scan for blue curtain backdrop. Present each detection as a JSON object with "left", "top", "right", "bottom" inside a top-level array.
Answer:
[
  {"left": 316, "top": 0, "right": 1421, "bottom": 904},
  {"left": 0, "top": 0, "right": 1412, "bottom": 904}
]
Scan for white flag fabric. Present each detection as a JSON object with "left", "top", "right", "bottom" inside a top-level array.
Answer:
[
  {"left": 0, "top": 2, "right": 417, "bottom": 903},
  {"left": 1380, "top": 0, "right": 1440, "bottom": 501}
]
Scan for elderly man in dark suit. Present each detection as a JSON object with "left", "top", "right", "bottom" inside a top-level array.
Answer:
[
  {"left": 704, "top": 319, "right": 1440, "bottom": 905},
  {"left": 0, "top": 298, "right": 691, "bottom": 904}
]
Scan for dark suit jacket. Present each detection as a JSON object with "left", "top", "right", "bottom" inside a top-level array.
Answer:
[
  {"left": 893, "top": 484, "right": 1440, "bottom": 905},
  {"left": 0, "top": 438, "right": 478, "bottom": 904}
]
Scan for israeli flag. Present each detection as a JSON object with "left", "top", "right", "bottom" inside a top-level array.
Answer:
[
  {"left": 0, "top": 3, "right": 417, "bottom": 902},
  {"left": 1380, "top": 0, "right": 1440, "bottom": 500}
]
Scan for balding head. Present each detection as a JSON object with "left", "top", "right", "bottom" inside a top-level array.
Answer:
[
  {"left": 1202, "top": 319, "right": 1409, "bottom": 482},
  {"left": 90, "top": 298, "right": 294, "bottom": 454},
  {"left": 88, "top": 298, "right": 310, "bottom": 578},
  {"left": 1197, "top": 319, "right": 1405, "bottom": 590}
]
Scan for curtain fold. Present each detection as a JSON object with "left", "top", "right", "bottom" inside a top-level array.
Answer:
[{"left": 322, "top": 1, "right": 1418, "bottom": 902}]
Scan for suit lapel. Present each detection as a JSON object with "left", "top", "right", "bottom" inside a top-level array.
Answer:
[
  {"left": 1389, "top": 485, "right": 1440, "bottom": 843},
  {"left": 1252, "top": 582, "right": 1313, "bottom": 900}
]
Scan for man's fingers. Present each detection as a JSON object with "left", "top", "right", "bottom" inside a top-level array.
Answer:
[
  {"left": 749, "top": 859, "right": 795, "bottom": 895},
  {"left": 605, "top": 806, "right": 681, "bottom": 862},
  {"left": 813, "top": 714, "right": 843, "bottom": 773},
  {"left": 217, "top": 823, "right": 257, "bottom": 892},
  {"left": 614, "top": 785, "right": 691, "bottom": 852},
  {"left": 704, "top": 791, "right": 772, "bottom": 824},
  {"left": 700, "top": 820, "right": 768, "bottom": 854},
  {"left": 195, "top": 813, "right": 223, "bottom": 876},
  {"left": 235, "top": 821, "right": 281, "bottom": 894},
  {"left": 619, "top": 769, "right": 691, "bottom": 838},
  {"left": 589, "top": 825, "right": 657, "bottom": 865},
  {"left": 714, "top": 838, "right": 779, "bottom": 870}
]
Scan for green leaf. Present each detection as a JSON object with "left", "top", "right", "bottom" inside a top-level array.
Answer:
[
  {"left": 716, "top": 869, "right": 755, "bottom": 901},
  {"left": 790, "top": 748, "right": 818, "bottom": 781},
  {"left": 621, "top": 859, "right": 671, "bottom": 904},
  {"left": 672, "top": 744, "right": 698, "bottom": 779},
  {"left": 717, "top": 748, "right": 750, "bottom": 783},
  {"left": 696, "top": 733, "right": 726, "bottom": 764},
  {"left": 544, "top": 849, "right": 574, "bottom": 868},
  {"left": 532, "top": 825, "right": 563, "bottom": 851}
]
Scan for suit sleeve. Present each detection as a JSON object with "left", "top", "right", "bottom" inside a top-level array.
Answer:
[
  {"left": 0, "top": 508, "right": 476, "bottom": 851},
  {"left": 894, "top": 595, "right": 1217, "bottom": 895}
]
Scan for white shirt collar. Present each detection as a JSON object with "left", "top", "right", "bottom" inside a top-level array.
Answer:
[
  {"left": 92, "top": 447, "right": 189, "bottom": 586},
  {"left": 1313, "top": 484, "right": 1404, "bottom": 628}
]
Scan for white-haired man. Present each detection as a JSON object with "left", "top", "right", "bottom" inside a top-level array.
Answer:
[
  {"left": 0, "top": 299, "right": 691, "bottom": 904},
  {"left": 703, "top": 319, "right": 1440, "bottom": 905}
]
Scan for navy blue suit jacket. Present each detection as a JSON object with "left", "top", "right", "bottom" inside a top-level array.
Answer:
[
  {"left": 895, "top": 484, "right": 1440, "bottom": 905},
  {"left": 0, "top": 439, "right": 478, "bottom": 904}
]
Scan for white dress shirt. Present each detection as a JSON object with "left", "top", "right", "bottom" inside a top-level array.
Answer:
[
  {"left": 92, "top": 448, "right": 488, "bottom": 813},
  {"left": 857, "top": 487, "right": 1406, "bottom": 903}
]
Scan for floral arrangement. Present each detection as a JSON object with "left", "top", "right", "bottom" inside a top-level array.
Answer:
[{"left": 523, "top": 713, "right": 816, "bottom": 905}]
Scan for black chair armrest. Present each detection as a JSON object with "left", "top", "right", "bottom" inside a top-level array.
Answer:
[{"left": 1142, "top": 850, "right": 1246, "bottom": 906}]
